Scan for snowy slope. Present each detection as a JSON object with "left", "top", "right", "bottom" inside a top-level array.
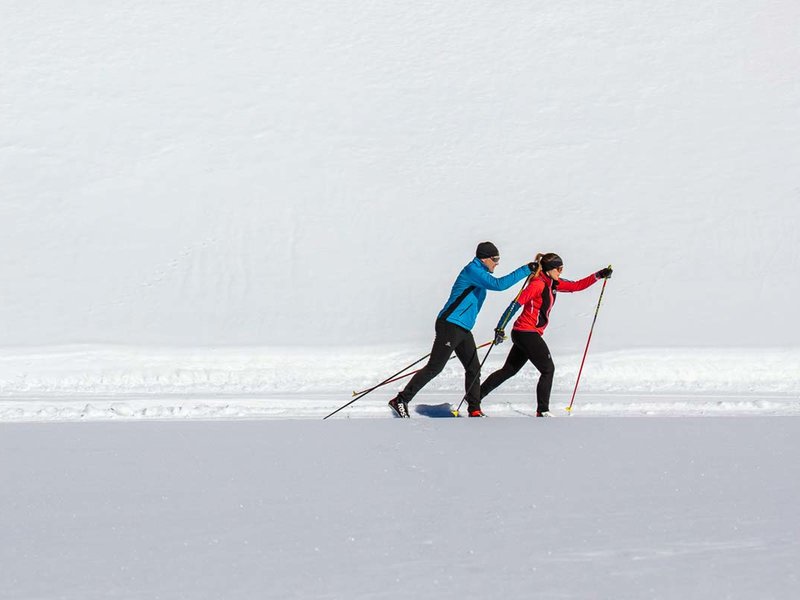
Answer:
[{"left": 2, "top": 1, "right": 799, "bottom": 351}]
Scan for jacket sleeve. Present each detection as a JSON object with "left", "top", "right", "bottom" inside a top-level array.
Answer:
[
  {"left": 557, "top": 274, "right": 599, "bottom": 293},
  {"left": 497, "top": 278, "right": 542, "bottom": 329},
  {"left": 496, "top": 301, "right": 522, "bottom": 330},
  {"left": 466, "top": 264, "right": 531, "bottom": 291}
]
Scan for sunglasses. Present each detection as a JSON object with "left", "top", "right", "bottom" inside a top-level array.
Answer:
[{"left": 490, "top": 256, "right": 500, "bottom": 263}]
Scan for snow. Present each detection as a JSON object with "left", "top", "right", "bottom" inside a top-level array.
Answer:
[
  {"left": 1, "top": 345, "right": 798, "bottom": 421},
  {"left": 1, "top": 1, "right": 799, "bottom": 350},
  {"left": 2, "top": 419, "right": 799, "bottom": 599},
  {"left": 2, "top": 0, "right": 800, "bottom": 597}
]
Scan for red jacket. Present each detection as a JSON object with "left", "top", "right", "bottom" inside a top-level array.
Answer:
[{"left": 512, "top": 272, "right": 598, "bottom": 335}]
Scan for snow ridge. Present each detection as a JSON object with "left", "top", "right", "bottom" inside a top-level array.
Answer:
[
  {"left": 1, "top": 346, "right": 797, "bottom": 422},
  {"left": 1, "top": 345, "right": 798, "bottom": 397}
]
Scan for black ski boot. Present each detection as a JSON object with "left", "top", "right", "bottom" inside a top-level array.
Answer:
[{"left": 388, "top": 397, "right": 410, "bottom": 418}]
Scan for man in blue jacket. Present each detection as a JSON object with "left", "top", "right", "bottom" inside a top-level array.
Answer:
[{"left": 389, "top": 242, "right": 534, "bottom": 418}]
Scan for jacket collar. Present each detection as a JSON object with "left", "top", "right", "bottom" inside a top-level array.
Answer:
[
  {"left": 539, "top": 272, "right": 558, "bottom": 288},
  {"left": 472, "top": 256, "right": 489, "bottom": 271}
]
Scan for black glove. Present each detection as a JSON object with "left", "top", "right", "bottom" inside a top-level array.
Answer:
[
  {"left": 595, "top": 267, "right": 613, "bottom": 279},
  {"left": 493, "top": 328, "right": 506, "bottom": 345},
  {"left": 527, "top": 261, "right": 538, "bottom": 273}
]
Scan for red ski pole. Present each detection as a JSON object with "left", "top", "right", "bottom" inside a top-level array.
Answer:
[{"left": 565, "top": 266, "right": 611, "bottom": 414}]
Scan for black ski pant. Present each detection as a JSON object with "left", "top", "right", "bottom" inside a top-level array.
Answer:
[
  {"left": 398, "top": 318, "right": 482, "bottom": 412},
  {"left": 480, "top": 330, "right": 555, "bottom": 413}
]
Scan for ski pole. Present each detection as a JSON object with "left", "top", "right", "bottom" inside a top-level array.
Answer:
[
  {"left": 565, "top": 265, "right": 611, "bottom": 414},
  {"left": 451, "top": 272, "right": 533, "bottom": 416},
  {"left": 323, "top": 351, "right": 433, "bottom": 420},
  {"left": 451, "top": 343, "right": 497, "bottom": 416},
  {"left": 351, "top": 341, "right": 493, "bottom": 396}
]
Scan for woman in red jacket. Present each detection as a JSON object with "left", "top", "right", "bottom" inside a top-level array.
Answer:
[{"left": 479, "top": 253, "right": 612, "bottom": 416}]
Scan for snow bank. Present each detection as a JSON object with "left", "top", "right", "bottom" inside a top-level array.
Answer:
[
  {"left": 2, "top": 345, "right": 797, "bottom": 397},
  {"left": 0, "top": 346, "right": 797, "bottom": 421}
]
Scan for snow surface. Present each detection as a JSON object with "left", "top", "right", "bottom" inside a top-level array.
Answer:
[{"left": 2, "top": 419, "right": 799, "bottom": 600}]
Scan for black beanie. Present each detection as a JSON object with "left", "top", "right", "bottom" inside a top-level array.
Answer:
[{"left": 476, "top": 241, "right": 499, "bottom": 259}]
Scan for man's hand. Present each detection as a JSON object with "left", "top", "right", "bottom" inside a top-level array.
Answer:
[
  {"left": 595, "top": 267, "right": 613, "bottom": 279},
  {"left": 493, "top": 328, "right": 507, "bottom": 345}
]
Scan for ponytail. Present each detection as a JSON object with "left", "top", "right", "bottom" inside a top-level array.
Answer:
[{"left": 531, "top": 252, "right": 544, "bottom": 278}]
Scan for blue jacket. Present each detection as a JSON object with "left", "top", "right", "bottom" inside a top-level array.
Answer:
[{"left": 437, "top": 258, "right": 531, "bottom": 331}]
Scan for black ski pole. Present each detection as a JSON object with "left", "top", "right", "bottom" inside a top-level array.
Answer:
[
  {"left": 451, "top": 343, "right": 496, "bottom": 417},
  {"left": 323, "top": 352, "right": 432, "bottom": 420},
  {"left": 351, "top": 340, "right": 493, "bottom": 396}
]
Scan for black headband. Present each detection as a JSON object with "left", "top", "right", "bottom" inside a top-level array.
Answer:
[{"left": 541, "top": 258, "right": 563, "bottom": 271}]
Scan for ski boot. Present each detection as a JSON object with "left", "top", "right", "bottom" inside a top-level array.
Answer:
[{"left": 388, "top": 397, "right": 410, "bottom": 418}]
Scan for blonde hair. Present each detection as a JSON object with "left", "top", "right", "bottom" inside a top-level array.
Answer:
[{"left": 531, "top": 252, "right": 545, "bottom": 277}]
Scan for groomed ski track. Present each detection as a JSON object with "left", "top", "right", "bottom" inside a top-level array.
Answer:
[{"left": 1, "top": 392, "right": 799, "bottom": 423}]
